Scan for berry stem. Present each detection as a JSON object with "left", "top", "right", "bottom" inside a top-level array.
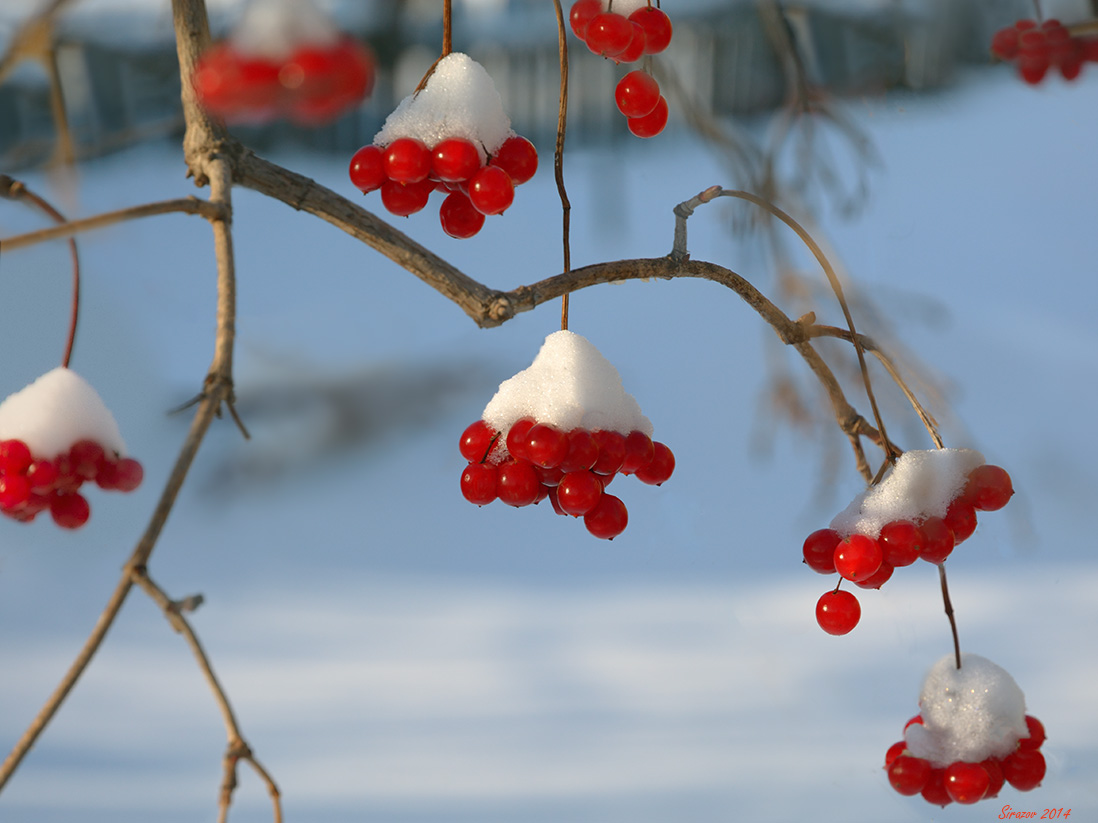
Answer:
[
  {"left": 0, "top": 175, "right": 80, "bottom": 368},
  {"left": 938, "top": 563, "right": 962, "bottom": 670},
  {"left": 414, "top": 0, "right": 453, "bottom": 95},
  {"left": 552, "top": 0, "right": 572, "bottom": 331}
]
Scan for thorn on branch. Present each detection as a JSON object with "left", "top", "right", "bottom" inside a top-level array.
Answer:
[{"left": 171, "top": 593, "right": 205, "bottom": 614}]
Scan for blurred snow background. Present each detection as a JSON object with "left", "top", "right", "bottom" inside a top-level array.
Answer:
[{"left": 1, "top": 2, "right": 1097, "bottom": 821}]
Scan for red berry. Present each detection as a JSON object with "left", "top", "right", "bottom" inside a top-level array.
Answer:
[
  {"left": 557, "top": 470, "right": 604, "bottom": 516},
  {"left": 1019, "top": 715, "right": 1046, "bottom": 750},
  {"left": 1020, "top": 55, "right": 1049, "bottom": 84},
  {"left": 590, "top": 430, "right": 626, "bottom": 475},
  {"left": 627, "top": 95, "right": 668, "bottom": 138},
  {"left": 98, "top": 457, "right": 143, "bottom": 492},
  {"left": 490, "top": 135, "right": 538, "bottom": 185},
  {"left": 855, "top": 560, "right": 894, "bottom": 589},
  {"left": 919, "top": 516, "right": 955, "bottom": 564},
  {"left": 460, "top": 462, "right": 498, "bottom": 506},
  {"left": 497, "top": 459, "right": 541, "bottom": 507},
  {"left": 633, "top": 441, "right": 674, "bottom": 485},
  {"left": 991, "top": 26, "right": 1020, "bottom": 59},
  {"left": 525, "top": 423, "right": 568, "bottom": 469},
  {"left": 69, "top": 440, "right": 105, "bottom": 480},
  {"left": 629, "top": 6, "right": 673, "bottom": 55},
  {"left": 505, "top": 418, "right": 537, "bottom": 461},
  {"left": 963, "top": 464, "right": 1013, "bottom": 511},
  {"left": 943, "top": 498, "right": 977, "bottom": 544},
  {"left": 887, "top": 755, "right": 931, "bottom": 796},
  {"left": 612, "top": 21, "right": 647, "bottom": 64},
  {"left": 815, "top": 589, "right": 860, "bottom": 635},
  {"left": 468, "top": 165, "right": 515, "bottom": 215},
  {"left": 620, "top": 430, "right": 654, "bottom": 474},
  {"left": 50, "top": 491, "right": 90, "bottom": 529},
  {"left": 833, "top": 534, "right": 882, "bottom": 583},
  {"left": 568, "top": 0, "right": 602, "bottom": 39},
  {"left": 585, "top": 12, "right": 633, "bottom": 57},
  {"left": 1002, "top": 749, "right": 1045, "bottom": 791},
  {"left": 380, "top": 178, "right": 435, "bottom": 217},
  {"left": 884, "top": 741, "right": 907, "bottom": 768},
  {"left": 439, "top": 191, "right": 485, "bottom": 239},
  {"left": 0, "top": 474, "right": 31, "bottom": 511},
  {"left": 0, "top": 439, "right": 33, "bottom": 474},
  {"left": 459, "top": 420, "right": 498, "bottom": 463},
  {"left": 879, "top": 519, "right": 923, "bottom": 567},
  {"left": 383, "top": 137, "right": 431, "bottom": 184},
  {"left": 615, "top": 70, "right": 660, "bottom": 118},
  {"left": 982, "top": 758, "right": 1006, "bottom": 798},
  {"left": 349, "top": 145, "right": 387, "bottom": 193},
  {"left": 802, "top": 528, "right": 840, "bottom": 574},
  {"left": 431, "top": 137, "right": 482, "bottom": 183},
  {"left": 904, "top": 715, "right": 924, "bottom": 731},
  {"left": 26, "top": 459, "right": 59, "bottom": 492},
  {"left": 561, "top": 428, "right": 599, "bottom": 472},
  {"left": 945, "top": 761, "right": 990, "bottom": 804},
  {"left": 921, "top": 767, "right": 953, "bottom": 807},
  {"left": 584, "top": 492, "right": 628, "bottom": 539}
]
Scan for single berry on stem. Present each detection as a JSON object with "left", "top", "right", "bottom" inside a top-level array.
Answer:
[
  {"left": 439, "top": 192, "right": 486, "bottom": 239},
  {"left": 490, "top": 135, "right": 538, "bottom": 185},
  {"left": 431, "top": 137, "right": 482, "bottom": 183},
  {"left": 833, "top": 534, "right": 882, "bottom": 582},
  {"left": 585, "top": 12, "right": 633, "bottom": 57},
  {"left": 505, "top": 418, "right": 537, "bottom": 461},
  {"left": 497, "top": 459, "right": 541, "bottom": 507},
  {"left": 468, "top": 165, "right": 515, "bottom": 215},
  {"left": 963, "top": 464, "right": 1013, "bottom": 511},
  {"left": 620, "top": 430, "right": 654, "bottom": 474},
  {"left": 461, "top": 462, "right": 498, "bottom": 506},
  {"left": 584, "top": 492, "right": 628, "bottom": 539},
  {"left": 918, "top": 516, "right": 955, "bottom": 564},
  {"left": 633, "top": 441, "right": 674, "bottom": 485},
  {"left": 629, "top": 6, "right": 673, "bottom": 54},
  {"left": 879, "top": 519, "right": 923, "bottom": 567},
  {"left": 383, "top": 137, "right": 431, "bottom": 183},
  {"left": 557, "top": 470, "right": 603, "bottom": 517},
  {"left": 815, "top": 589, "right": 860, "bottom": 635},
  {"left": 802, "top": 528, "right": 840, "bottom": 574},
  {"left": 944, "top": 761, "right": 991, "bottom": 804},
  {"left": 459, "top": 420, "right": 497, "bottom": 463},
  {"left": 887, "top": 755, "right": 931, "bottom": 796},
  {"left": 627, "top": 95, "right": 669, "bottom": 138},
  {"left": 615, "top": 70, "right": 661, "bottom": 118},
  {"left": 349, "top": 144, "right": 387, "bottom": 193},
  {"left": 380, "top": 178, "right": 435, "bottom": 216}
]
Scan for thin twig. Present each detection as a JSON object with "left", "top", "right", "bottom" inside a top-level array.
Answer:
[
  {"left": 551, "top": 0, "right": 571, "bottom": 330},
  {"left": 939, "top": 564, "right": 962, "bottom": 670}
]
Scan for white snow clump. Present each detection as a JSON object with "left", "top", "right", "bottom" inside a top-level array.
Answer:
[
  {"left": 830, "top": 448, "right": 984, "bottom": 537},
  {"left": 905, "top": 653, "right": 1029, "bottom": 767},
  {"left": 481, "top": 330, "right": 652, "bottom": 446},
  {"left": 233, "top": 0, "right": 339, "bottom": 59},
  {"left": 375, "top": 52, "right": 512, "bottom": 158},
  {"left": 0, "top": 367, "right": 127, "bottom": 458}
]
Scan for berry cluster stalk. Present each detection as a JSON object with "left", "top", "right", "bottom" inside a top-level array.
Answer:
[{"left": 552, "top": 0, "right": 572, "bottom": 331}]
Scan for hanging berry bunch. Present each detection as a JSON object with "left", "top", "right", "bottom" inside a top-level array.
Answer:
[
  {"left": 348, "top": 52, "right": 538, "bottom": 238},
  {"left": 990, "top": 18, "right": 1098, "bottom": 84},
  {"left": 802, "top": 449, "right": 1013, "bottom": 635},
  {"left": 885, "top": 654, "right": 1047, "bottom": 807},
  {"left": 569, "top": 0, "right": 673, "bottom": 137},
  {"left": 192, "top": 0, "right": 376, "bottom": 125},
  {"left": 458, "top": 331, "right": 674, "bottom": 540},
  {"left": 0, "top": 368, "right": 144, "bottom": 529}
]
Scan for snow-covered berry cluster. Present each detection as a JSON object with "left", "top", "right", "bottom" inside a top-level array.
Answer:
[
  {"left": 348, "top": 52, "right": 538, "bottom": 238},
  {"left": 804, "top": 449, "right": 1013, "bottom": 635},
  {"left": 885, "top": 654, "right": 1046, "bottom": 807},
  {"left": 991, "top": 18, "right": 1098, "bottom": 84},
  {"left": 569, "top": 0, "right": 672, "bottom": 138},
  {"left": 0, "top": 368, "right": 143, "bottom": 529},
  {"left": 459, "top": 331, "right": 674, "bottom": 540},
  {"left": 192, "top": 0, "right": 375, "bottom": 125}
]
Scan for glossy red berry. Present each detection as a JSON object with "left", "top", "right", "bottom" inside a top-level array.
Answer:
[
  {"left": 505, "top": 418, "right": 537, "bottom": 461},
  {"left": 0, "top": 474, "right": 31, "bottom": 510},
  {"left": 431, "top": 137, "right": 482, "bottom": 183},
  {"left": 982, "top": 758, "right": 1006, "bottom": 798},
  {"left": 557, "top": 470, "right": 603, "bottom": 517},
  {"left": 945, "top": 761, "right": 990, "bottom": 804},
  {"left": 615, "top": 70, "right": 660, "bottom": 118},
  {"left": 380, "top": 178, "right": 435, "bottom": 217},
  {"left": 584, "top": 492, "right": 628, "bottom": 539},
  {"left": 490, "top": 135, "right": 538, "bottom": 185},
  {"left": 613, "top": 21, "right": 647, "bottom": 64},
  {"left": 855, "top": 560, "right": 893, "bottom": 589},
  {"left": 69, "top": 440, "right": 105, "bottom": 480},
  {"left": 943, "top": 498, "right": 977, "bottom": 544},
  {"left": 1019, "top": 715, "right": 1046, "bottom": 750},
  {"left": 633, "top": 441, "right": 674, "bottom": 485},
  {"left": 561, "top": 428, "right": 599, "bottom": 472},
  {"left": 468, "top": 165, "right": 514, "bottom": 215},
  {"left": 569, "top": 0, "right": 602, "bottom": 39},
  {"left": 25, "top": 459, "right": 59, "bottom": 492},
  {"left": 461, "top": 462, "right": 498, "bottom": 506},
  {"left": 815, "top": 589, "right": 860, "bottom": 635},
  {"left": 459, "top": 420, "right": 498, "bottom": 463},
  {"left": 585, "top": 12, "right": 633, "bottom": 57},
  {"left": 620, "top": 430, "right": 654, "bottom": 474},
  {"left": 349, "top": 145, "right": 387, "bottom": 193},
  {"left": 629, "top": 6, "right": 673, "bottom": 55},
  {"left": 833, "top": 534, "right": 882, "bottom": 582},
  {"left": 590, "top": 430, "right": 626, "bottom": 475},
  {"left": 802, "top": 528, "right": 840, "bottom": 574},
  {"left": 108, "top": 457, "right": 144, "bottom": 492},
  {"left": 887, "top": 755, "right": 931, "bottom": 796},
  {"left": 884, "top": 741, "right": 907, "bottom": 768},
  {"left": 627, "top": 95, "right": 668, "bottom": 138},
  {"left": 524, "top": 423, "right": 568, "bottom": 469},
  {"left": 1002, "top": 749, "right": 1046, "bottom": 791},
  {"left": 50, "top": 491, "right": 90, "bottom": 529},
  {"left": 497, "top": 459, "right": 541, "bottom": 507},
  {"left": 439, "top": 191, "right": 486, "bottom": 239},
  {"left": 921, "top": 768, "right": 953, "bottom": 807},
  {"left": 0, "top": 439, "right": 33, "bottom": 474},
  {"left": 879, "top": 519, "right": 923, "bottom": 567},
  {"left": 963, "top": 464, "right": 1014, "bottom": 511},
  {"left": 919, "top": 516, "right": 955, "bottom": 564},
  {"left": 383, "top": 137, "right": 431, "bottom": 184}
]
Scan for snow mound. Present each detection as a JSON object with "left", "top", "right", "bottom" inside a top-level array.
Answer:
[
  {"left": 375, "top": 52, "right": 512, "bottom": 158},
  {"left": 905, "top": 653, "right": 1029, "bottom": 767},
  {"left": 482, "top": 330, "right": 652, "bottom": 442},
  {"left": 830, "top": 448, "right": 984, "bottom": 537},
  {"left": 232, "top": 0, "right": 339, "bottom": 59},
  {"left": 0, "top": 367, "right": 127, "bottom": 458}
]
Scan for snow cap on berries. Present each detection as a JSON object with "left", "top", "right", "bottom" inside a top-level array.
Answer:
[
  {"left": 482, "top": 330, "right": 652, "bottom": 443},
  {"left": 375, "top": 52, "right": 512, "bottom": 158},
  {"left": 905, "top": 653, "right": 1029, "bottom": 767},
  {"left": 232, "top": 0, "right": 340, "bottom": 59},
  {"left": 830, "top": 448, "right": 985, "bottom": 537},
  {"left": 0, "top": 367, "right": 127, "bottom": 458}
]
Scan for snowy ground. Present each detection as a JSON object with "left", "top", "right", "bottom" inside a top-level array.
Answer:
[{"left": 1, "top": 66, "right": 1096, "bottom": 822}]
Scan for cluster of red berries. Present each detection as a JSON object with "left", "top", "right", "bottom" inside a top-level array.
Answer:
[
  {"left": 569, "top": 1, "right": 672, "bottom": 138},
  {"left": 193, "top": 35, "right": 375, "bottom": 125},
  {"left": 885, "top": 714, "right": 1047, "bottom": 806},
  {"left": 807, "top": 463, "right": 1014, "bottom": 635},
  {"left": 991, "top": 19, "right": 1098, "bottom": 84},
  {"left": 458, "top": 418, "right": 674, "bottom": 539},
  {"left": 0, "top": 438, "right": 143, "bottom": 529},
  {"left": 349, "top": 134, "right": 538, "bottom": 237}
]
